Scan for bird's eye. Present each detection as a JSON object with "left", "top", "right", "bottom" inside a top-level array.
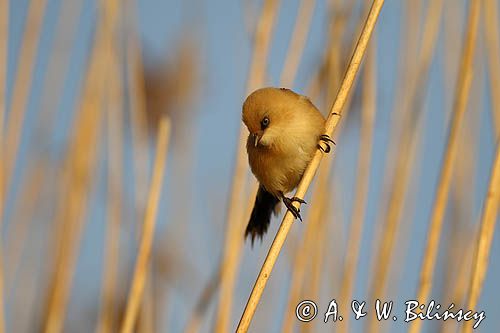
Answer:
[{"left": 260, "top": 116, "right": 270, "bottom": 129}]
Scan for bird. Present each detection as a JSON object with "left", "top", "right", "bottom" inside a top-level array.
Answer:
[{"left": 241, "top": 87, "right": 335, "bottom": 244}]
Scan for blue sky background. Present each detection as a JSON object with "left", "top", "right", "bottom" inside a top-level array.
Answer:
[{"left": 3, "top": 0, "right": 500, "bottom": 332}]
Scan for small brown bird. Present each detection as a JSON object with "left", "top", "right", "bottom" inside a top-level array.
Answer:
[{"left": 242, "top": 87, "right": 334, "bottom": 244}]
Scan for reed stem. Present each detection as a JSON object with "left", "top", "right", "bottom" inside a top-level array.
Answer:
[
  {"left": 367, "top": 3, "right": 443, "bottom": 328},
  {"left": 0, "top": 0, "right": 9, "bottom": 330},
  {"left": 409, "top": 2, "right": 481, "bottom": 332},
  {"left": 484, "top": 0, "right": 500, "bottom": 139},
  {"left": 461, "top": 141, "right": 500, "bottom": 333},
  {"left": 120, "top": 115, "right": 171, "bottom": 333},
  {"left": 97, "top": 3, "right": 124, "bottom": 329},
  {"left": 42, "top": 1, "right": 115, "bottom": 329},
  {"left": 4, "top": 0, "right": 48, "bottom": 197},
  {"left": 339, "top": 25, "right": 377, "bottom": 333}
]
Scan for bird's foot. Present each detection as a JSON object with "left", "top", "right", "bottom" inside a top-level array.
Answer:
[
  {"left": 282, "top": 196, "right": 306, "bottom": 221},
  {"left": 318, "top": 134, "right": 336, "bottom": 153}
]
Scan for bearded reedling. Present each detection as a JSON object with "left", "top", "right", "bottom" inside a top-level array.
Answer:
[{"left": 242, "top": 87, "right": 334, "bottom": 244}]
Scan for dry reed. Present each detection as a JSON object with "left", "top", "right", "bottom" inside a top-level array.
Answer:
[
  {"left": 367, "top": 3, "right": 443, "bottom": 329},
  {"left": 0, "top": 0, "right": 8, "bottom": 331},
  {"left": 461, "top": 141, "right": 500, "bottom": 333},
  {"left": 0, "top": 0, "right": 8, "bottom": 219},
  {"left": 279, "top": 0, "right": 317, "bottom": 87},
  {"left": 97, "top": 4, "right": 124, "bottom": 330},
  {"left": 126, "top": 17, "right": 150, "bottom": 218},
  {"left": 3, "top": 0, "right": 48, "bottom": 195},
  {"left": 440, "top": 32, "right": 483, "bottom": 332},
  {"left": 339, "top": 22, "right": 376, "bottom": 333},
  {"left": 366, "top": 1, "right": 423, "bottom": 322},
  {"left": 6, "top": 0, "right": 84, "bottom": 289},
  {"left": 409, "top": 1, "right": 481, "bottom": 332},
  {"left": 42, "top": 1, "right": 115, "bottom": 329},
  {"left": 5, "top": 163, "right": 45, "bottom": 292},
  {"left": 484, "top": 0, "right": 500, "bottom": 138},
  {"left": 120, "top": 115, "right": 171, "bottom": 333},
  {"left": 124, "top": 9, "right": 153, "bottom": 327},
  {"left": 213, "top": 1, "right": 280, "bottom": 332},
  {"left": 236, "top": 0, "right": 385, "bottom": 330}
]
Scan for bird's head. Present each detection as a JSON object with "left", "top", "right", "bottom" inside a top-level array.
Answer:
[{"left": 242, "top": 87, "right": 299, "bottom": 148}]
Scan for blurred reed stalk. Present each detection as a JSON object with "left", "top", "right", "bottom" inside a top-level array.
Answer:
[
  {"left": 366, "top": 1, "right": 423, "bottom": 323},
  {"left": 484, "top": 0, "right": 500, "bottom": 138},
  {"left": 4, "top": 163, "right": 45, "bottom": 333},
  {"left": 0, "top": 0, "right": 8, "bottom": 219},
  {"left": 440, "top": 30, "right": 483, "bottom": 332},
  {"left": 461, "top": 142, "right": 500, "bottom": 333},
  {"left": 42, "top": 1, "right": 116, "bottom": 330},
  {"left": 0, "top": 0, "right": 7, "bottom": 330},
  {"left": 213, "top": 1, "right": 281, "bottom": 332},
  {"left": 97, "top": 0, "right": 123, "bottom": 330},
  {"left": 139, "top": 278, "right": 155, "bottom": 333},
  {"left": 338, "top": 21, "right": 376, "bottom": 333},
  {"left": 124, "top": 3, "right": 153, "bottom": 329},
  {"left": 3, "top": 0, "right": 48, "bottom": 198},
  {"left": 367, "top": 1, "right": 443, "bottom": 330},
  {"left": 36, "top": 0, "right": 85, "bottom": 134},
  {"left": 2, "top": 1, "right": 46, "bottom": 328},
  {"left": 281, "top": 4, "right": 359, "bottom": 328},
  {"left": 441, "top": 239, "right": 473, "bottom": 333},
  {"left": 126, "top": 4, "right": 150, "bottom": 219},
  {"left": 409, "top": 1, "right": 481, "bottom": 332},
  {"left": 120, "top": 114, "right": 171, "bottom": 333},
  {"left": 236, "top": 1, "right": 384, "bottom": 331},
  {"left": 279, "top": 0, "right": 317, "bottom": 87},
  {"left": 439, "top": 9, "right": 468, "bottom": 332},
  {"left": 7, "top": 1, "right": 84, "bottom": 331},
  {"left": 5, "top": 163, "right": 45, "bottom": 291},
  {"left": 6, "top": 0, "right": 86, "bottom": 299}
]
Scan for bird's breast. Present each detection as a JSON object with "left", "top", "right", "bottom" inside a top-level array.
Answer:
[{"left": 248, "top": 144, "right": 314, "bottom": 196}]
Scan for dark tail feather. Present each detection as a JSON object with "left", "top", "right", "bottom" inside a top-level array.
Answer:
[{"left": 245, "top": 186, "right": 280, "bottom": 246}]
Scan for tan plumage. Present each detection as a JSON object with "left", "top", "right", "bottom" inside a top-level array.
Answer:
[{"left": 241, "top": 87, "right": 327, "bottom": 243}]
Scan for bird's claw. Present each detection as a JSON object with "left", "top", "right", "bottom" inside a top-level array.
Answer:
[
  {"left": 282, "top": 196, "right": 306, "bottom": 221},
  {"left": 318, "top": 134, "right": 336, "bottom": 153}
]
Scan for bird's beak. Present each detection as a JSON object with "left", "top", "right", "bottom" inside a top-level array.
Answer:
[{"left": 252, "top": 132, "right": 263, "bottom": 147}]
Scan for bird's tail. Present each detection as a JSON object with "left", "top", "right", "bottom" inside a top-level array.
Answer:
[{"left": 245, "top": 186, "right": 280, "bottom": 246}]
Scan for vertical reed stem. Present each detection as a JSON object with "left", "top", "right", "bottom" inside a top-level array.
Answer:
[
  {"left": 483, "top": 0, "right": 500, "bottom": 139},
  {"left": 367, "top": 4, "right": 443, "bottom": 329},
  {"left": 461, "top": 143, "right": 500, "bottom": 333},
  {"left": 214, "top": 1, "right": 280, "bottom": 331},
  {"left": 339, "top": 25, "right": 377, "bottom": 333},
  {"left": 120, "top": 115, "right": 171, "bottom": 333},
  {"left": 409, "top": 2, "right": 481, "bottom": 333},
  {"left": 0, "top": 0, "right": 9, "bottom": 330},
  {"left": 97, "top": 2, "right": 123, "bottom": 329},
  {"left": 279, "top": 0, "right": 317, "bottom": 87},
  {"left": 4, "top": 0, "right": 48, "bottom": 195},
  {"left": 43, "top": 0, "right": 115, "bottom": 329}
]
